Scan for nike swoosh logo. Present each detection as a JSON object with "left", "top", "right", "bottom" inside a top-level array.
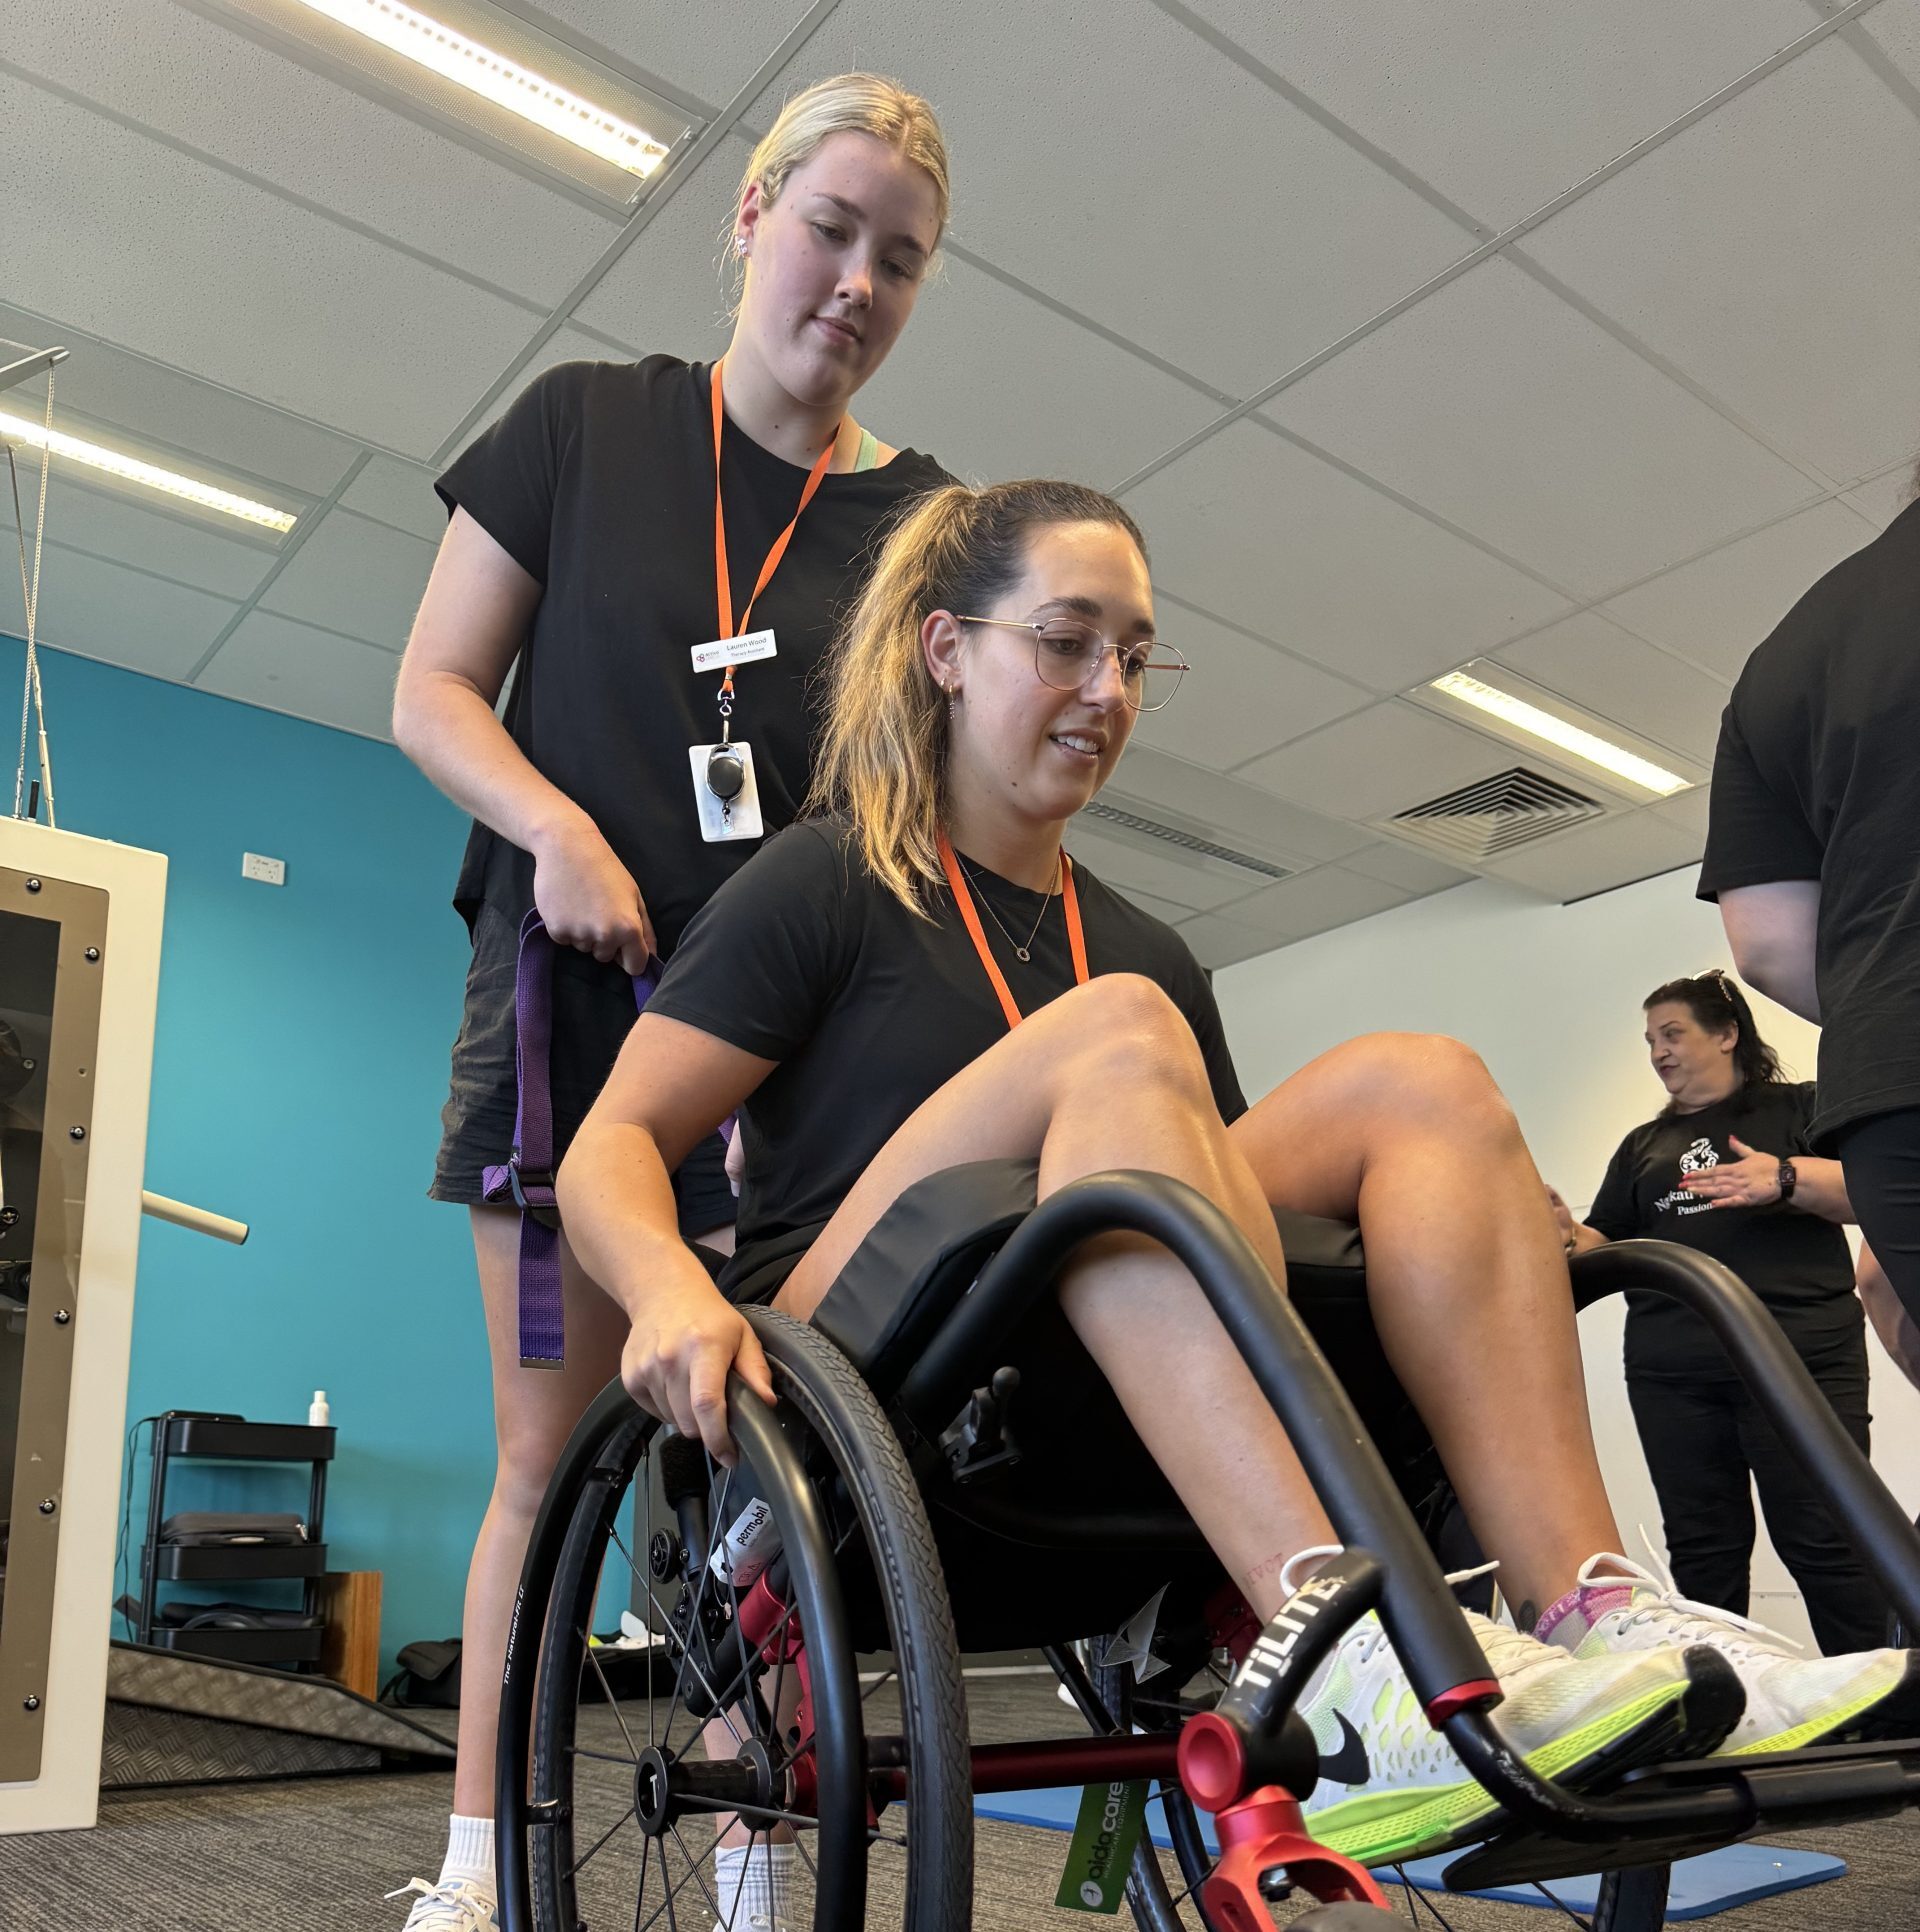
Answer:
[{"left": 1319, "top": 1711, "right": 1370, "bottom": 1787}]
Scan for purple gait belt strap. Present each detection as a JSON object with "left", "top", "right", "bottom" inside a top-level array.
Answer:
[{"left": 483, "top": 912, "right": 657, "bottom": 1367}]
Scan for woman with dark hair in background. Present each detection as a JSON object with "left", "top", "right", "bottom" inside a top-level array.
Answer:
[{"left": 1554, "top": 970, "right": 1888, "bottom": 1654}]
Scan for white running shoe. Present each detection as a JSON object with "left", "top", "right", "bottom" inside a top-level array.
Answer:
[
  {"left": 1540, "top": 1550, "right": 1920, "bottom": 1758},
  {"left": 386, "top": 1876, "right": 498, "bottom": 1930},
  {"left": 1287, "top": 1551, "right": 1737, "bottom": 1866}
]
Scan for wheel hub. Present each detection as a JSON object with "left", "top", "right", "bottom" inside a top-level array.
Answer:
[{"left": 631, "top": 1738, "right": 783, "bottom": 1839}]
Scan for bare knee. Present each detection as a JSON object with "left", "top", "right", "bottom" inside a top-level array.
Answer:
[
  {"left": 1053, "top": 974, "right": 1212, "bottom": 1102},
  {"left": 1330, "top": 1031, "right": 1516, "bottom": 1137},
  {"left": 490, "top": 1413, "right": 575, "bottom": 1520}
]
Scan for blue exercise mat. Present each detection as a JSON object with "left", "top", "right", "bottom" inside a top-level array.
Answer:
[{"left": 972, "top": 1786, "right": 1845, "bottom": 1920}]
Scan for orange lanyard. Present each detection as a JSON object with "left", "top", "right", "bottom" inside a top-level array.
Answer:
[
  {"left": 937, "top": 831, "right": 1088, "bottom": 1031},
  {"left": 710, "top": 358, "right": 838, "bottom": 651}
]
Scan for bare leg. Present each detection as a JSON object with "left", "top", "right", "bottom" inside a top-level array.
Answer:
[
  {"left": 454, "top": 1205, "right": 630, "bottom": 1816},
  {"left": 776, "top": 975, "right": 1335, "bottom": 1619},
  {"left": 1230, "top": 1033, "right": 1622, "bottom": 1621}
]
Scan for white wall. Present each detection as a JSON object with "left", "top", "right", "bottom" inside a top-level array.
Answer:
[{"left": 1215, "top": 863, "right": 1920, "bottom": 1651}]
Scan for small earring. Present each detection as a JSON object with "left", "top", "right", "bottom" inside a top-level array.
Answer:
[
  {"left": 734, "top": 234, "right": 748, "bottom": 257},
  {"left": 945, "top": 680, "right": 958, "bottom": 720}
]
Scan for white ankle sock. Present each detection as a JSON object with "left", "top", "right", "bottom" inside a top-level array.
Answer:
[
  {"left": 711, "top": 1840, "right": 793, "bottom": 1926},
  {"left": 438, "top": 1813, "right": 497, "bottom": 1894}
]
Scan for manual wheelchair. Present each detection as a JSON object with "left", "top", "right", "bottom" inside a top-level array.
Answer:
[{"left": 496, "top": 1166, "right": 1920, "bottom": 1930}]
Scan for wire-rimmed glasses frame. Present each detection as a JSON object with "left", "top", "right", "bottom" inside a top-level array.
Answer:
[{"left": 954, "top": 614, "right": 1189, "bottom": 712}]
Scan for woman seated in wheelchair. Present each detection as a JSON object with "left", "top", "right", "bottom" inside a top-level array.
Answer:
[{"left": 561, "top": 478, "right": 1915, "bottom": 1882}]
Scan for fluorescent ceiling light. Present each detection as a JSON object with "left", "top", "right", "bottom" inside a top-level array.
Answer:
[
  {"left": 291, "top": 0, "right": 670, "bottom": 177},
  {"left": 1427, "top": 668, "right": 1691, "bottom": 798},
  {"left": 0, "top": 411, "right": 298, "bottom": 534}
]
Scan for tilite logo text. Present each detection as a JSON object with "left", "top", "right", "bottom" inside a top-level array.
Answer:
[{"left": 1233, "top": 1574, "right": 1345, "bottom": 1690}]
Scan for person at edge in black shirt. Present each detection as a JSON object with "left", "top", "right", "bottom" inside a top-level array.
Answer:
[
  {"left": 386, "top": 77, "right": 951, "bottom": 1932},
  {"left": 560, "top": 478, "right": 1920, "bottom": 1900},
  {"left": 1698, "top": 492, "right": 1920, "bottom": 1367},
  {"left": 1552, "top": 971, "right": 1888, "bottom": 1655}
]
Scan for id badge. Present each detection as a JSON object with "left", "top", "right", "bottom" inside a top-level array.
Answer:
[
  {"left": 689, "top": 741, "right": 765, "bottom": 842},
  {"left": 691, "top": 629, "right": 777, "bottom": 675}
]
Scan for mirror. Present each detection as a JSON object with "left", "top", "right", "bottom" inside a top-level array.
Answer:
[{"left": 0, "top": 905, "right": 59, "bottom": 1651}]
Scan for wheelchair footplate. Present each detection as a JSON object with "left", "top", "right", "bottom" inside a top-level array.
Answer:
[{"left": 1443, "top": 1731, "right": 1920, "bottom": 1892}]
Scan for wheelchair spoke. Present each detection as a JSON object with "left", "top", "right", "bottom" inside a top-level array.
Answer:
[
  {"left": 861, "top": 1667, "right": 896, "bottom": 1705},
  {"left": 1393, "top": 1865, "right": 1460, "bottom": 1930},
  {"left": 630, "top": 1835, "right": 650, "bottom": 1932},
  {"left": 667, "top": 1820, "right": 728, "bottom": 1926},
  {"left": 570, "top": 1742, "right": 642, "bottom": 1770},
  {"left": 606, "top": 1522, "right": 704, "bottom": 1762},
  {"left": 580, "top": 1626, "right": 644, "bottom": 1765},
  {"left": 567, "top": 1802, "right": 635, "bottom": 1881},
  {"left": 1527, "top": 1880, "right": 1595, "bottom": 1931}
]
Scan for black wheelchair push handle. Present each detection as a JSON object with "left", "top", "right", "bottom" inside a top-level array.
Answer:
[
  {"left": 1571, "top": 1239, "right": 1920, "bottom": 1635},
  {"left": 896, "top": 1171, "right": 1499, "bottom": 1717}
]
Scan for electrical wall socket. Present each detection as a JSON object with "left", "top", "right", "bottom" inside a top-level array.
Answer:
[{"left": 241, "top": 852, "right": 286, "bottom": 886}]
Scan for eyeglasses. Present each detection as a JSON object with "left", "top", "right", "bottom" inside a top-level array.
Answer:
[{"left": 956, "top": 616, "right": 1189, "bottom": 712}]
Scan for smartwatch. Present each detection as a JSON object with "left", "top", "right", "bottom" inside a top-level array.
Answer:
[{"left": 1777, "top": 1157, "right": 1798, "bottom": 1204}]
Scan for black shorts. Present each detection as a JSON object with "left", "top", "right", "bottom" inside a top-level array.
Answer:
[
  {"left": 430, "top": 901, "right": 735, "bottom": 1240},
  {"left": 724, "top": 1159, "right": 1439, "bottom": 1653}
]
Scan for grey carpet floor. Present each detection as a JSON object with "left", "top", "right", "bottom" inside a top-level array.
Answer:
[{"left": 0, "top": 1674, "right": 1913, "bottom": 1931}]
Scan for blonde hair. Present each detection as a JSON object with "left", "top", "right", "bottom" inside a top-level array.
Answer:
[
  {"left": 734, "top": 74, "right": 950, "bottom": 262},
  {"left": 809, "top": 480, "right": 1148, "bottom": 915}
]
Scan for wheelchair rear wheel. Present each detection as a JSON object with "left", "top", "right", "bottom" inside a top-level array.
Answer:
[{"left": 516, "top": 1309, "right": 972, "bottom": 1930}]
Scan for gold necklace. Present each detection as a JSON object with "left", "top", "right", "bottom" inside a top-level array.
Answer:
[{"left": 957, "top": 854, "right": 1060, "bottom": 963}]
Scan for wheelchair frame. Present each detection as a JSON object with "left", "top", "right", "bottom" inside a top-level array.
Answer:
[{"left": 497, "top": 1172, "right": 1920, "bottom": 1930}]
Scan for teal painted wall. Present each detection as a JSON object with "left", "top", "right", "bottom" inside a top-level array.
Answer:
[{"left": 3, "top": 636, "right": 491, "bottom": 1678}]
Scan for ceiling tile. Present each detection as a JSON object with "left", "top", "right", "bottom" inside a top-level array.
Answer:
[
  {"left": 1859, "top": 0, "right": 1920, "bottom": 90},
  {"left": 850, "top": 256, "right": 1221, "bottom": 488},
  {"left": 531, "top": 1, "right": 811, "bottom": 105},
  {"left": 1062, "top": 821, "right": 1262, "bottom": 914},
  {"left": 1493, "top": 609, "right": 1731, "bottom": 764},
  {"left": 748, "top": 0, "right": 1469, "bottom": 394},
  {"left": 1521, "top": 32, "right": 1920, "bottom": 481},
  {"left": 2, "top": 70, "right": 541, "bottom": 458},
  {"left": 571, "top": 134, "right": 749, "bottom": 356},
  {"left": 1235, "top": 699, "right": 1515, "bottom": 824},
  {"left": 0, "top": 546, "right": 238, "bottom": 680},
  {"left": 25, "top": 474, "right": 280, "bottom": 601},
  {"left": 1129, "top": 600, "right": 1372, "bottom": 768},
  {"left": 9, "top": 1, "right": 615, "bottom": 307},
  {"left": 257, "top": 507, "right": 434, "bottom": 648},
  {"left": 197, "top": 608, "right": 400, "bottom": 740},
  {"left": 0, "top": 300, "right": 359, "bottom": 496},
  {"left": 1600, "top": 500, "right": 1876, "bottom": 681},
  {"left": 1649, "top": 786, "right": 1711, "bottom": 843},
  {"left": 1174, "top": 0, "right": 1815, "bottom": 230},
  {"left": 339, "top": 454, "right": 448, "bottom": 544},
  {"left": 1479, "top": 808, "right": 1701, "bottom": 901},
  {"left": 1174, "top": 908, "right": 1289, "bottom": 972},
  {"left": 1101, "top": 745, "right": 1373, "bottom": 867},
  {"left": 1215, "top": 864, "right": 1413, "bottom": 939},
  {"left": 1338, "top": 840, "right": 1474, "bottom": 894},
  {"left": 1109, "top": 885, "right": 1199, "bottom": 928},
  {"left": 1124, "top": 420, "right": 1570, "bottom": 693},
  {"left": 1840, "top": 466, "right": 1917, "bottom": 532},
  {"left": 1264, "top": 256, "right": 1815, "bottom": 599}
]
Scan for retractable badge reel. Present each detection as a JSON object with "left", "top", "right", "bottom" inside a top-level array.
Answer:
[{"left": 689, "top": 659, "right": 765, "bottom": 842}]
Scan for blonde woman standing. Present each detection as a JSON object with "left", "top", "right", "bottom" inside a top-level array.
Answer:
[{"left": 389, "top": 76, "right": 952, "bottom": 1932}]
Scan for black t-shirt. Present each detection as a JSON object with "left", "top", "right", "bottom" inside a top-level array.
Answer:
[
  {"left": 435, "top": 356, "right": 947, "bottom": 955},
  {"left": 1698, "top": 498, "right": 1920, "bottom": 1148},
  {"left": 1586, "top": 1081, "right": 1860, "bottom": 1379},
  {"left": 648, "top": 818, "right": 1248, "bottom": 1278}
]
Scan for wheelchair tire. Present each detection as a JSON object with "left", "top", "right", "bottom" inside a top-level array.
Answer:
[{"left": 518, "top": 1309, "right": 972, "bottom": 1931}]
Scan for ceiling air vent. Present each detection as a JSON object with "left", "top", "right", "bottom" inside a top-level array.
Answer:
[
  {"left": 1385, "top": 767, "right": 1604, "bottom": 861},
  {"left": 1081, "top": 800, "right": 1292, "bottom": 881}
]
